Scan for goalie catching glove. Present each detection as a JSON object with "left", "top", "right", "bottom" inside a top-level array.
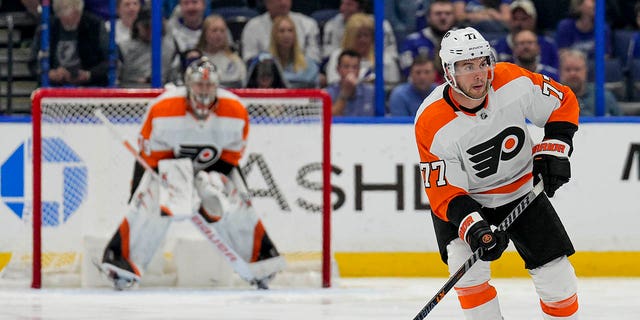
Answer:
[
  {"left": 532, "top": 139, "right": 571, "bottom": 197},
  {"left": 458, "top": 212, "right": 509, "bottom": 261}
]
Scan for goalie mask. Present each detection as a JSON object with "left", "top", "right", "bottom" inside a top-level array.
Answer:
[
  {"left": 439, "top": 27, "right": 496, "bottom": 101},
  {"left": 184, "top": 57, "right": 220, "bottom": 120}
]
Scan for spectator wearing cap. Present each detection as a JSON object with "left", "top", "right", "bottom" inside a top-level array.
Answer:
[
  {"left": 555, "top": 0, "right": 611, "bottom": 59},
  {"left": 512, "top": 29, "right": 559, "bottom": 80},
  {"left": 388, "top": 55, "right": 438, "bottom": 117},
  {"left": 118, "top": 7, "right": 175, "bottom": 87},
  {"left": 492, "top": 0, "right": 559, "bottom": 69},
  {"left": 399, "top": 0, "right": 456, "bottom": 82}
]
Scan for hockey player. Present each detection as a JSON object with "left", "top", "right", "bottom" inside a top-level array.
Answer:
[
  {"left": 414, "top": 27, "right": 580, "bottom": 319},
  {"left": 100, "top": 57, "right": 282, "bottom": 290}
]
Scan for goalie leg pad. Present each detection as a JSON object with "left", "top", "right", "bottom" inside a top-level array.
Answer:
[
  {"left": 529, "top": 256, "right": 579, "bottom": 319},
  {"left": 158, "top": 158, "right": 198, "bottom": 218},
  {"left": 102, "top": 171, "right": 172, "bottom": 284}
]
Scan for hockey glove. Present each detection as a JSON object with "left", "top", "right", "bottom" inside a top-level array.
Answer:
[
  {"left": 458, "top": 212, "right": 509, "bottom": 262},
  {"left": 532, "top": 139, "right": 571, "bottom": 197},
  {"left": 174, "top": 144, "right": 221, "bottom": 172}
]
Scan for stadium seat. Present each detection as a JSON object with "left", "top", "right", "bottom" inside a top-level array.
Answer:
[
  {"left": 310, "top": 8, "right": 339, "bottom": 32},
  {"left": 587, "top": 58, "right": 626, "bottom": 100},
  {"left": 612, "top": 29, "right": 636, "bottom": 66},
  {"left": 628, "top": 59, "right": 640, "bottom": 100},
  {"left": 212, "top": 6, "right": 259, "bottom": 54}
]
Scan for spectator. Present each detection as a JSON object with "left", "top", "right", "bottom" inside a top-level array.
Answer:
[
  {"left": 386, "top": 0, "right": 431, "bottom": 43},
  {"left": 555, "top": 0, "right": 611, "bottom": 59},
  {"left": 559, "top": 49, "right": 620, "bottom": 116},
  {"left": 399, "top": 0, "right": 456, "bottom": 82},
  {"left": 326, "top": 50, "right": 375, "bottom": 116},
  {"left": 324, "top": 13, "right": 400, "bottom": 87},
  {"left": 196, "top": 15, "right": 246, "bottom": 88},
  {"left": 106, "top": 0, "right": 141, "bottom": 46},
  {"left": 492, "top": 0, "right": 558, "bottom": 70},
  {"left": 41, "top": 0, "right": 109, "bottom": 86},
  {"left": 270, "top": 15, "right": 319, "bottom": 88},
  {"left": 241, "top": 0, "right": 320, "bottom": 63},
  {"left": 324, "top": 0, "right": 397, "bottom": 61},
  {"left": 512, "top": 29, "right": 558, "bottom": 80},
  {"left": 388, "top": 55, "right": 438, "bottom": 117},
  {"left": 118, "top": 7, "right": 174, "bottom": 87},
  {"left": 245, "top": 53, "right": 289, "bottom": 88},
  {"left": 453, "top": 0, "right": 511, "bottom": 32},
  {"left": 167, "top": 0, "right": 207, "bottom": 54}
]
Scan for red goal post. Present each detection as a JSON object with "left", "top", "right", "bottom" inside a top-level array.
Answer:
[{"left": 28, "top": 88, "right": 332, "bottom": 289}]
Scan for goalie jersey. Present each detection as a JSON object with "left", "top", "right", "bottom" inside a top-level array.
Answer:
[
  {"left": 414, "top": 62, "right": 579, "bottom": 222},
  {"left": 138, "top": 86, "right": 249, "bottom": 169}
]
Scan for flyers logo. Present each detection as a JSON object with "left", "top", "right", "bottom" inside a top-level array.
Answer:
[{"left": 466, "top": 127, "right": 525, "bottom": 178}]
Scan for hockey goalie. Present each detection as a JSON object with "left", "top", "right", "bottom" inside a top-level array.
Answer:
[{"left": 99, "top": 57, "right": 285, "bottom": 290}]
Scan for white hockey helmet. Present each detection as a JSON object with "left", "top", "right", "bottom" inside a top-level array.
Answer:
[
  {"left": 184, "top": 57, "right": 220, "bottom": 120},
  {"left": 439, "top": 27, "right": 496, "bottom": 100}
]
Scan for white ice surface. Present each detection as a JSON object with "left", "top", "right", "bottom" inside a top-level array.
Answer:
[{"left": 0, "top": 278, "right": 638, "bottom": 319}]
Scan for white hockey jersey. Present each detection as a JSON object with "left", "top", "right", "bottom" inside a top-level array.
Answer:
[
  {"left": 138, "top": 86, "right": 249, "bottom": 169},
  {"left": 414, "top": 62, "right": 579, "bottom": 221}
]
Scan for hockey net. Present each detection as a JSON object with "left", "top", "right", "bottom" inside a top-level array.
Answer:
[{"left": 0, "top": 88, "right": 332, "bottom": 289}]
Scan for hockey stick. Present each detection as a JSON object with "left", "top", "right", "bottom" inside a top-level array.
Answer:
[
  {"left": 412, "top": 180, "right": 545, "bottom": 320},
  {"left": 93, "top": 109, "right": 263, "bottom": 286}
]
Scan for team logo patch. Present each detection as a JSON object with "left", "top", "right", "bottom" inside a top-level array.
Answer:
[
  {"left": 481, "top": 234, "right": 493, "bottom": 244},
  {"left": 466, "top": 127, "right": 525, "bottom": 178}
]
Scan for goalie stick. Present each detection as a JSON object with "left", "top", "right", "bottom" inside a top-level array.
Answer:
[
  {"left": 412, "top": 179, "right": 545, "bottom": 320},
  {"left": 93, "top": 109, "right": 270, "bottom": 288}
]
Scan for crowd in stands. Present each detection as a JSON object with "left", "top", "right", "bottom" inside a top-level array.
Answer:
[{"left": 8, "top": 0, "right": 640, "bottom": 116}]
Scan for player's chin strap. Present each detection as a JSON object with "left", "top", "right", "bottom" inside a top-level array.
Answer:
[{"left": 444, "top": 64, "right": 494, "bottom": 102}]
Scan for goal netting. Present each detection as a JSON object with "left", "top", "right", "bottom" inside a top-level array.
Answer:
[{"left": 0, "top": 88, "right": 332, "bottom": 289}]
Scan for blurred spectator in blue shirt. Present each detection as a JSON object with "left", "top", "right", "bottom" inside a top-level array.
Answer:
[
  {"left": 326, "top": 50, "right": 375, "bottom": 116},
  {"left": 512, "top": 30, "right": 558, "bottom": 80},
  {"left": 453, "top": 0, "right": 511, "bottom": 33},
  {"left": 399, "top": 0, "right": 456, "bottom": 82},
  {"left": 559, "top": 49, "right": 620, "bottom": 116},
  {"left": 492, "top": 0, "right": 558, "bottom": 69},
  {"left": 388, "top": 55, "right": 438, "bottom": 117},
  {"left": 555, "top": 0, "right": 611, "bottom": 59},
  {"left": 385, "top": 0, "right": 430, "bottom": 45},
  {"left": 270, "top": 15, "right": 319, "bottom": 88}
]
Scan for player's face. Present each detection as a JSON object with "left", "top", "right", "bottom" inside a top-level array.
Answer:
[
  {"left": 189, "top": 79, "right": 217, "bottom": 118},
  {"left": 453, "top": 57, "right": 491, "bottom": 99}
]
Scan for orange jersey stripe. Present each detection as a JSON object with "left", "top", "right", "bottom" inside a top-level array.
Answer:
[
  {"left": 455, "top": 281, "right": 498, "bottom": 309},
  {"left": 540, "top": 294, "right": 579, "bottom": 317},
  {"left": 492, "top": 63, "right": 579, "bottom": 126},
  {"left": 415, "top": 99, "right": 467, "bottom": 221},
  {"left": 479, "top": 173, "right": 532, "bottom": 195}
]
